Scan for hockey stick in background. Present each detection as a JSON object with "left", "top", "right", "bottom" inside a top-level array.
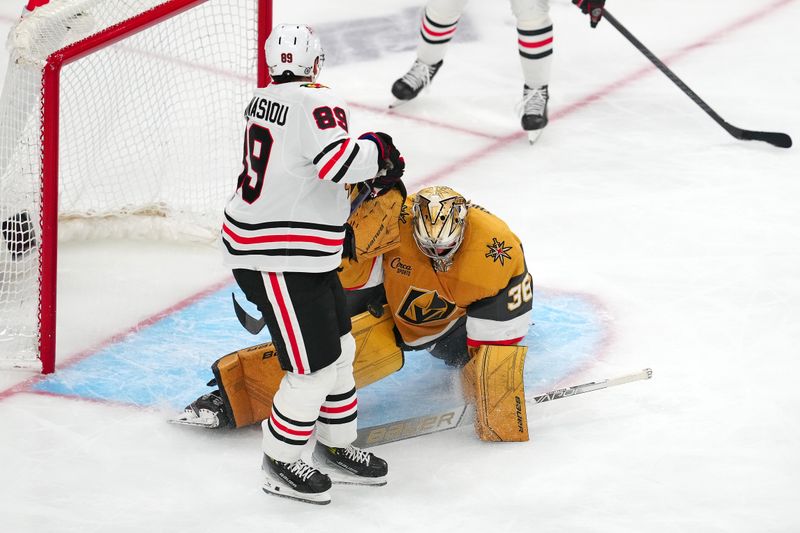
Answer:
[
  {"left": 603, "top": 10, "right": 792, "bottom": 149},
  {"left": 354, "top": 368, "right": 653, "bottom": 447}
]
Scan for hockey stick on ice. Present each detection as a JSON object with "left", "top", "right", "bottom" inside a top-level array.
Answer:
[
  {"left": 603, "top": 10, "right": 792, "bottom": 148},
  {"left": 354, "top": 368, "right": 653, "bottom": 447}
]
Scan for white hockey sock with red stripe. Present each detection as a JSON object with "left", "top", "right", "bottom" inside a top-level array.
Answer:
[
  {"left": 517, "top": 17, "right": 553, "bottom": 89},
  {"left": 416, "top": 0, "right": 466, "bottom": 65}
]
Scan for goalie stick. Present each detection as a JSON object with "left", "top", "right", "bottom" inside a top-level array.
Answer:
[
  {"left": 353, "top": 368, "right": 653, "bottom": 448},
  {"left": 603, "top": 10, "right": 792, "bottom": 149}
]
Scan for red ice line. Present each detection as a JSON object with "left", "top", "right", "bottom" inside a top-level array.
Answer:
[
  {"left": 0, "top": 0, "right": 793, "bottom": 399},
  {"left": 0, "top": 276, "right": 234, "bottom": 401}
]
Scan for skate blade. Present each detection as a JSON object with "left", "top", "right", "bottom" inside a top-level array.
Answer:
[
  {"left": 527, "top": 129, "right": 544, "bottom": 145},
  {"left": 168, "top": 411, "right": 219, "bottom": 429},
  {"left": 262, "top": 477, "right": 331, "bottom": 505},
  {"left": 330, "top": 473, "right": 387, "bottom": 487},
  {"left": 388, "top": 98, "right": 412, "bottom": 110}
]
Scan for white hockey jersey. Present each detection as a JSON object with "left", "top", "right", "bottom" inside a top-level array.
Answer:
[{"left": 221, "top": 81, "right": 381, "bottom": 273}]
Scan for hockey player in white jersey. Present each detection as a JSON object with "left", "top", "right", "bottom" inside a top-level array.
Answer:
[
  {"left": 390, "top": 0, "right": 607, "bottom": 143},
  {"left": 221, "top": 24, "right": 405, "bottom": 505}
]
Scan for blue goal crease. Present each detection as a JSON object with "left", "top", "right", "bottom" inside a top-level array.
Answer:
[{"left": 33, "top": 283, "right": 609, "bottom": 427}]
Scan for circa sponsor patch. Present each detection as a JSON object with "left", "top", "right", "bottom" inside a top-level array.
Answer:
[{"left": 390, "top": 256, "right": 412, "bottom": 276}]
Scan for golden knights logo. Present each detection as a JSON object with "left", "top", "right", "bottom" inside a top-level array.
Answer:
[
  {"left": 485, "top": 237, "right": 513, "bottom": 265},
  {"left": 397, "top": 287, "right": 457, "bottom": 325}
]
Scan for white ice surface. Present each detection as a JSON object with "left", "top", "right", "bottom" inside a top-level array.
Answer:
[{"left": 1, "top": 0, "right": 799, "bottom": 531}]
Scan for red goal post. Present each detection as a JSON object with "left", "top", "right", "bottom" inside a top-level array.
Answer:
[{"left": 0, "top": 0, "right": 272, "bottom": 374}]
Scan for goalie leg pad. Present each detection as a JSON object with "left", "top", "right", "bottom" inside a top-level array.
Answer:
[
  {"left": 464, "top": 344, "right": 529, "bottom": 442},
  {"left": 351, "top": 304, "right": 404, "bottom": 389},
  {"left": 213, "top": 342, "right": 284, "bottom": 428},
  {"left": 210, "top": 305, "right": 403, "bottom": 429}
]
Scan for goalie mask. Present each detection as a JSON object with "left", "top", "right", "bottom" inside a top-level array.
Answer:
[
  {"left": 265, "top": 24, "right": 324, "bottom": 81},
  {"left": 411, "top": 186, "right": 468, "bottom": 272}
]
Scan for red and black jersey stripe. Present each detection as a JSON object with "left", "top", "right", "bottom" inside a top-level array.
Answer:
[
  {"left": 313, "top": 138, "right": 363, "bottom": 183},
  {"left": 222, "top": 212, "right": 345, "bottom": 259}
]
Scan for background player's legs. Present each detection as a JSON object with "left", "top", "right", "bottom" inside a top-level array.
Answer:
[
  {"left": 391, "top": 0, "right": 468, "bottom": 102},
  {"left": 512, "top": 0, "right": 553, "bottom": 89},
  {"left": 511, "top": 0, "right": 553, "bottom": 139},
  {"left": 416, "top": 0, "right": 468, "bottom": 65}
]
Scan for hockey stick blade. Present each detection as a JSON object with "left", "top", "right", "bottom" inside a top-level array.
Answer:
[
  {"left": 725, "top": 126, "right": 792, "bottom": 149},
  {"left": 232, "top": 293, "right": 265, "bottom": 335},
  {"left": 603, "top": 10, "right": 792, "bottom": 149},
  {"left": 354, "top": 369, "right": 652, "bottom": 447}
]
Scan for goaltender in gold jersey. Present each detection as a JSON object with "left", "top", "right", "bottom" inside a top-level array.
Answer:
[
  {"left": 344, "top": 185, "right": 532, "bottom": 369},
  {"left": 175, "top": 182, "right": 533, "bottom": 442}
]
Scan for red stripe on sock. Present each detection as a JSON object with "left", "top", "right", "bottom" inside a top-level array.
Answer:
[
  {"left": 270, "top": 413, "right": 314, "bottom": 437},
  {"left": 421, "top": 21, "right": 457, "bottom": 38},
  {"left": 320, "top": 398, "right": 357, "bottom": 414},
  {"left": 518, "top": 37, "right": 553, "bottom": 49}
]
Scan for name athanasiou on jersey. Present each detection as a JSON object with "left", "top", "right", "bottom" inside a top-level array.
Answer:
[{"left": 222, "top": 82, "right": 380, "bottom": 273}]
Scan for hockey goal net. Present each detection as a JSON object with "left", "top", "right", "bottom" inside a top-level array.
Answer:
[{"left": 0, "top": 0, "right": 271, "bottom": 373}]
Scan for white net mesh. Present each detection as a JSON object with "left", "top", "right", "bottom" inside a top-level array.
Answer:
[{"left": 0, "top": 0, "right": 262, "bottom": 369}]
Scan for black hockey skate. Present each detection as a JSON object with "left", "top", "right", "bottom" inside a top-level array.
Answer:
[
  {"left": 312, "top": 443, "right": 388, "bottom": 486},
  {"left": 519, "top": 84, "right": 549, "bottom": 144},
  {"left": 262, "top": 455, "right": 332, "bottom": 505},
  {"left": 169, "top": 390, "right": 229, "bottom": 429},
  {"left": 390, "top": 59, "right": 443, "bottom": 107}
]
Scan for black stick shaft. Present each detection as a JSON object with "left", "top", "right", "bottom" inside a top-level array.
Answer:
[{"left": 603, "top": 9, "right": 791, "bottom": 148}]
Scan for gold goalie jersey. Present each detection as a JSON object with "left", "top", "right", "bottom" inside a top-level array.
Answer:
[{"left": 382, "top": 199, "right": 533, "bottom": 350}]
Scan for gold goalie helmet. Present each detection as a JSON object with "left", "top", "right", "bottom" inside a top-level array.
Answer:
[{"left": 411, "top": 186, "right": 468, "bottom": 272}]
